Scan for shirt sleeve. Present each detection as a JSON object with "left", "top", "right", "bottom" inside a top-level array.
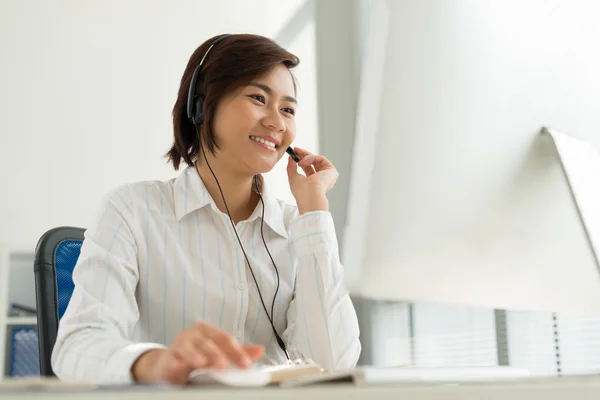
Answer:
[
  {"left": 281, "top": 211, "right": 361, "bottom": 370},
  {"left": 51, "top": 189, "right": 166, "bottom": 383}
]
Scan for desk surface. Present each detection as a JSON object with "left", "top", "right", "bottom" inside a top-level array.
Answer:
[{"left": 1, "top": 375, "right": 600, "bottom": 400}]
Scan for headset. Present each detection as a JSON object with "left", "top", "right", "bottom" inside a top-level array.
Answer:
[
  {"left": 187, "top": 35, "right": 300, "bottom": 162},
  {"left": 186, "top": 34, "right": 296, "bottom": 360}
]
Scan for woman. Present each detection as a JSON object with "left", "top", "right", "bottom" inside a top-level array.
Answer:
[{"left": 52, "top": 33, "right": 361, "bottom": 384}]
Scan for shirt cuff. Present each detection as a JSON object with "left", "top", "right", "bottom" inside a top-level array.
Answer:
[
  {"left": 290, "top": 211, "right": 339, "bottom": 257},
  {"left": 105, "top": 342, "right": 167, "bottom": 384}
]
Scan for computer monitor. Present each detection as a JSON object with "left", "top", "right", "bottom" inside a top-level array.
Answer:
[
  {"left": 543, "top": 127, "right": 600, "bottom": 272},
  {"left": 343, "top": 0, "right": 600, "bottom": 315}
]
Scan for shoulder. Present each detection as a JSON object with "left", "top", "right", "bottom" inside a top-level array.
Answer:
[{"left": 102, "top": 177, "right": 178, "bottom": 216}]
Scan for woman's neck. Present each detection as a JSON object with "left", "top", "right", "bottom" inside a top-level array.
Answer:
[{"left": 195, "top": 161, "right": 259, "bottom": 224}]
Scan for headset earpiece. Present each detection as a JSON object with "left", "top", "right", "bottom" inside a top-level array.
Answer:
[
  {"left": 194, "top": 96, "right": 205, "bottom": 125},
  {"left": 187, "top": 34, "right": 232, "bottom": 126}
]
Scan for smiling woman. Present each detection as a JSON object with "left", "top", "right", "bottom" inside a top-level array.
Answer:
[
  {"left": 168, "top": 34, "right": 300, "bottom": 172},
  {"left": 199, "top": 64, "right": 298, "bottom": 177},
  {"left": 50, "top": 33, "right": 361, "bottom": 385}
]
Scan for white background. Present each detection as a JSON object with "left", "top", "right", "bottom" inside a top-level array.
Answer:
[{"left": 0, "top": 0, "right": 318, "bottom": 250}]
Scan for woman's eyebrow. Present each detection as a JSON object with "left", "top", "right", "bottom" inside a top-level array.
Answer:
[{"left": 248, "top": 82, "right": 297, "bottom": 104}]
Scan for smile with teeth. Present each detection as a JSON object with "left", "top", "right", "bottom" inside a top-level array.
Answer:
[{"left": 249, "top": 135, "right": 277, "bottom": 149}]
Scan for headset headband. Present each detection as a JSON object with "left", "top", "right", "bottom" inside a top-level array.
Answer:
[{"left": 186, "top": 34, "right": 232, "bottom": 123}]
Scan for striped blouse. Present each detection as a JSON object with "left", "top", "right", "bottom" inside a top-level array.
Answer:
[{"left": 51, "top": 165, "right": 361, "bottom": 383}]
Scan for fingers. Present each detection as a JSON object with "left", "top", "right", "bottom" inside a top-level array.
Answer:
[
  {"left": 295, "top": 148, "right": 335, "bottom": 173},
  {"left": 197, "top": 339, "right": 230, "bottom": 369},
  {"left": 152, "top": 323, "right": 267, "bottom": 385},
  {"left": 287, "top": 153, "right": 316, "bottom": 177},
  {"left": 300, "top": 163, "right": 316, "bottom": 177},
  {"left": 209, "top": 330, "right": 252, "bottom": 369},
  {"left": 186, "top": 323, "right": 257, "bottom": 369},
  {"left": 292, "top": 147, "right": 312, "bottom": 157},
  {"left": 290, "top": 147, "right": 317, "bottom": 176},
  {"left": 287, "top": 155, "right": 300, "bottom": 180},
  {"left": 242, "top": 344, "right": 265, "bottom": 360},
  {"left": 175, "top": 334, "right": 208, "bottom": 369}
]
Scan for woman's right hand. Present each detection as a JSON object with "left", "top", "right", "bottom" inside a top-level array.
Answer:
[{"left": 131, "top": 322, "right": 265, "bottom": 384}]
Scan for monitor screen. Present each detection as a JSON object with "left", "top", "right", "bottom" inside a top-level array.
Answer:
[{"left": 343, "top": 0, "right": 600, "bottom": 315}]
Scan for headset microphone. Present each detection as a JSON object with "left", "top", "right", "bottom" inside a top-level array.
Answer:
[{"left": 286, "top": 147, "right": 300, "bottom": 162}]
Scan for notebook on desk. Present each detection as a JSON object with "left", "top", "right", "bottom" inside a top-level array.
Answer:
[
  {"left": 281, "top": 366, "right": 532, "bottom": 388},
  {"left": 188, "top": 360, "right": 531, "bottom": 388}
]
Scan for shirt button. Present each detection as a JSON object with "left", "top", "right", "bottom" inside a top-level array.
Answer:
[
  {"left": 237, "top": 283, "right": 246, "bottom": 290},
  {"left": 236, "top": 331, "right": 241, "bottom": 338}
]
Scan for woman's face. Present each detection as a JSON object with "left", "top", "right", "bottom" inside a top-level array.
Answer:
[{"left": 211, "top": 63, "right": 297, "bottom": 175}]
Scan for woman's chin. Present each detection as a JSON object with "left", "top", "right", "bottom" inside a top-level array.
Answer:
[
  {"left": 251, "top": 163, "right": 276, "bottom": 175},
  {"left": 248, "top": 155, "right": 279, "bottom": 173}
]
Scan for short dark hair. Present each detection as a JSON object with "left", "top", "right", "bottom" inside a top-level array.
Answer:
[{"left": 166, "top": 34, "right": 300, "bottom": 170}]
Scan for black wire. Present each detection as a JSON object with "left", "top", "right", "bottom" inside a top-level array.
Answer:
[
  {"left": 254, "top": 176, "right": 282, "bottom": 324},
  {"left": 195, "top": 125, "right": 290, "bottom": 361}
]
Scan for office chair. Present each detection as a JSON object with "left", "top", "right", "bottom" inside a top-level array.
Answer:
[{"left": 33, "top": 226, "right": 85, "bottom": 376}]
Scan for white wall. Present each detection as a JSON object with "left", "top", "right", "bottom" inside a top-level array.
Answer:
[
  {"left": 265, "top": 2, "right": 319, "bottom": 204},
  {"left": 0, "top": 0, "right": 318, "bottom": 250}
]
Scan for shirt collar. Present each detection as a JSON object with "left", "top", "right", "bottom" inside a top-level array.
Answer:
[{"left": 173, "top": 166, "right": 288, "bottom": 239}]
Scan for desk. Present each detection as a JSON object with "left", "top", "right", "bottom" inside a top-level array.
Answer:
[{"left": 1, "top": 375, "right": 600, "bottom": 400}]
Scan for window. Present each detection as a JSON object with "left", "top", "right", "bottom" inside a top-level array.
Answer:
[{"left": 362, "top": 300, "right": 600, "bottom": 376}]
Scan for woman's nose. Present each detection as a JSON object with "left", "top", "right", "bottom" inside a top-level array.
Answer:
[{"left": 262, "top": 108, "right": 286, "bottom": 132}]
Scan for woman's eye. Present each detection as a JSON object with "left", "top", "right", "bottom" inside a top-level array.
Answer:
[
  {"left": 249, "top": 94, "right": 265, "bottom": 103},
  {"left": 282, "top": 107, "right": 296, "bottom": 116}
]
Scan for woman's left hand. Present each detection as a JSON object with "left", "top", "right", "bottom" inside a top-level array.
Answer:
[{"left": 286, "top": 147, "right": 339, "bottom": 214}]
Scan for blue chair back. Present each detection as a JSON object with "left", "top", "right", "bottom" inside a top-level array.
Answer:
[
  {"left": 54, "top": 240, "right": 81, "bottom": 319},
  {"left": 33, "top": 227, "right": 85, "bottom": 376}
]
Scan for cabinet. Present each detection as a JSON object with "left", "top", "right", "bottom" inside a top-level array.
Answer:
[{"left": 0, "top": 245, "right": 39, "bottom": 377}]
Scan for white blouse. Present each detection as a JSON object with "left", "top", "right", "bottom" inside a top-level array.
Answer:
[{"left": 51, "top": 166, "right": 361, "bottom": 383}]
